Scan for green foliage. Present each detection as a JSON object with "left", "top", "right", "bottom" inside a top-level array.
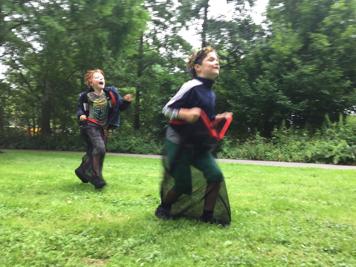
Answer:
[
  {"left": 219, "top": 116, "right": 356, "bottom": 164},
  {"left": 1, "top": 115, "right": 355, "bottom": 165},
  {"left": 1, "top": 0, "right": 148, "bottom": 135},
  {"left": 107, "top": 129, "right": 162, "bottom": 154},
  {"left": 0, "top": 129, "right": 83, "bottom": 151},
  {"left": 221, "top": 0, "right": 356, "bottom": 135},
  {"left": 1, "top": 0, "right": 356, "bottom": 156}
]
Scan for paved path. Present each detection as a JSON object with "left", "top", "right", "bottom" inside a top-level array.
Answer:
[
  {"left": 3, "top": 149, "right": 356, "bottom": 170},
  {"left": 109, "top": 152, "right": 356, "bottom": 170}
]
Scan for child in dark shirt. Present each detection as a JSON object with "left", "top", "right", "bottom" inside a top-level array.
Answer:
[
  {"left": 75, "top": 69, "right": 132, "bottom": 189},
  {"left": 156, "top": 47, "right": 232, "bottom": 225}
]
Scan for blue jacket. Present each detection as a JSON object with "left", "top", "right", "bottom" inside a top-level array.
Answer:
[
  {"left": 77, "top": 86, "right": 130, "bottom": 129},
  {"left": 162, "top": 77, "right": 217, "bottom": 146},
  {"left": 164, "top": 77, "right": 216, "bottom": 120}
]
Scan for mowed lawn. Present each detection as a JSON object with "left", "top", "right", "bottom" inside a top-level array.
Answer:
[{"left": 0, "top": 150, "right": 355, "bottom": 267}]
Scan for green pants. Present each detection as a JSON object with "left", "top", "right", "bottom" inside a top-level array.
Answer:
[{"left": 164, "top": 139, "right": 223, "bottom": 194}]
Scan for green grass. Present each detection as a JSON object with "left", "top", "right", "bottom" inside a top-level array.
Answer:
[{"left": 0, "top": 150, "right": 355, "bottom": 267}]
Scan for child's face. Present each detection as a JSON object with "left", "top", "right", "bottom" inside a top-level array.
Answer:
[
  {"left": 195, "top": 51, "right": 220, "bottom": 80},
  {"left": 90, "top": 72, "right": 105, "bottom": 90}
]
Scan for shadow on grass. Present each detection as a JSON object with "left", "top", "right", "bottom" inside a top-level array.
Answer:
[{"left": 58, "top": 181, "right": 101, "bottom": 193}]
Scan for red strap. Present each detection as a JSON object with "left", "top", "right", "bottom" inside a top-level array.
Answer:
[
  {"left": 218, "top": 116, "right": 233, "bottom": 139},
  {"left": 169, "top": 119, "right": 187, "bottom": 125},
  {"left": 169, "top": 110, "right": 233, "bottom": 141},
  {"left": 85, "top": 118, "right": 101, "bottom": 125},
  {"left": 200, "top": 111, "right": 218, "bottom": 139},
  {"left": 200, "top": 111, "right": 232, "bottom": 141}
]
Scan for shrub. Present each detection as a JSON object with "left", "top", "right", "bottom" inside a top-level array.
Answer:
[
  {"left": 1, "top": 116, "right": 355, "bottom": 165},
  {"left": 218, "top": 116, "right": 356, "bottom": 165}
]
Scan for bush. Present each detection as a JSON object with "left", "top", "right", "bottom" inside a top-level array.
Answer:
[
  {"left": 0, "top": 130, "right": 84, "bottom": 151},
  {"left": 107, "top": 130, "right": 162, "bottom": 154},
  {"left": 218, "top": 116, "right": 356, "bottom": 165},
  {"left": 1, "top": 116, "right": 355, "bottom": 165},
  {"left": 0, "top": 127, "right": 162, "bottom": 155}
]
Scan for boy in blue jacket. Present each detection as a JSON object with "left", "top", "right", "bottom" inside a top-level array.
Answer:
[
  {"left": 75, "top": 69, "right": 132, "bottom": 189},
  {"left": 156, "top": 47, "right": 232, "bottom": 225}
]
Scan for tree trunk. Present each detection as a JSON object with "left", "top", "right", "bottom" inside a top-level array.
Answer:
[
  {"left": 0, "top": 104, "right": 4, "bottom": 135},
  {"left": 0, "top": 4, "right": 6, "bottom": 45},
  {"left": 40, "top": 85, "right": 52, "bottom": 135},
  {"left": 201, "top": 1, "right": 209, "bottom": 48},
  {"left": 134, "top": 33, "right": 144, "bottom": 130}
]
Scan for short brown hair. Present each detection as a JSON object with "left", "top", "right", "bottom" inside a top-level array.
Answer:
[
  {"left": 187, "top": 46, "right": 216, "bottom": 77},
  {"left": 84, "top": 69, "right": 104, "bottom": 87}
]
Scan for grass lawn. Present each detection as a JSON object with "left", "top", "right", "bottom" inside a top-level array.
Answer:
[{"left": 0, "top": 150, "right": 355, "bottom": 266}]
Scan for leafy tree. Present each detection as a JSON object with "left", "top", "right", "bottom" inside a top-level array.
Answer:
[
  {"left": 227, "top": 0, "right": 356, "bottom": 136},
  {"left": 1, "top": 0, "right": 147, "bottom": 135},
  {"left": 121, "top": 0, "right": 192, "bottom": 130},
  {"left": 266, "top": 0, "right": 356, "bottom": 128},
  {"left": 0, "top": 0, "right": 32, "bottom": 46}
]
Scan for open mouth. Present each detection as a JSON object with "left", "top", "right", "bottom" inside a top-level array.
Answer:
[{"left": 99, "top": 81, "right": 104, "bottom": 85}]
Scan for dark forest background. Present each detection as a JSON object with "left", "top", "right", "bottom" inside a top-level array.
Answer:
[{"left": 1, "top": 0, "right": 355, "bottom": 164}]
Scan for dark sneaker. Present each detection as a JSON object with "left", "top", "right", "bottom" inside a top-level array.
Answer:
[
  {"left": 90, "top": 176, "right": 106, "bottom": 189},
  {"left": 155, "top": 205, "right": 171, "bottom": 220},
  {"left": 199, "top": 213, "right": 230, "bottom": 227},
  {"left": 199, "top": 210, "right": 214, "bottom": 223},
  {"left": 75, "top": 168, "right": 89, "bottom": 183}
]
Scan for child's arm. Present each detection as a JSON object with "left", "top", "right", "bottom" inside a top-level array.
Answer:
[
  {"left": 177, "top": 108, "right": 202, "bottom": 123},
  {"left": 119, "top": 94, "right": 133, "bottom": 111},
  {"left": 76, "top": 92, "right": 87, "bottom": 121}
]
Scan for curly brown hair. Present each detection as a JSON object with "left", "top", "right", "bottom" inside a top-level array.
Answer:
[
  {"left": 84, "top": 69, "right": 104, "bottom": 87},
  {"left": 187, "top": 46, "right": 216, "bottom": 77}
]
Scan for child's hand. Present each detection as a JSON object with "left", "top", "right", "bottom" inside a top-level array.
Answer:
[
  {"left": 216, "top": 112, "right": 233, "bottom": 120},
  {"left": 223, "top": 112, "right": 233, "bottom": 119},
  {"left": 79, "top": 115, "right": 87, "bottom": 121},
  {"left": 123, "top": 94, "right": 133, "bottom": 102}
]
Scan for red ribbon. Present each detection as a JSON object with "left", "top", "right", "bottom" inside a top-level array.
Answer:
[
  {"left": 85, "top": 118, "right": 100, "bottom": 125},
  {"left": 200, "top": 111, "right": 232, "bottom": 141},
  {"left": 170, "top": 111, "right": 233, "bottom": 141}
]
